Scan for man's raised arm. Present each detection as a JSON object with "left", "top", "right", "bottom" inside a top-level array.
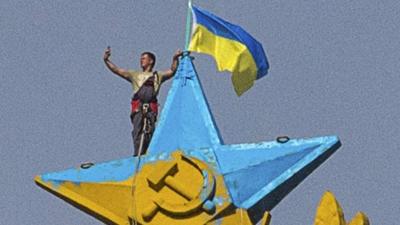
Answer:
[
  {"left": 161, "top": 50, "right": 184, "bottom": 81},
  {"left": 103, "top": 47, "right": 131, "bottom": 82}
]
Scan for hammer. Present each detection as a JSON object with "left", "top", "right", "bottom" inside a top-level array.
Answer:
[{"left": 142, "top": 162, "right": 197, "bottom": 221}]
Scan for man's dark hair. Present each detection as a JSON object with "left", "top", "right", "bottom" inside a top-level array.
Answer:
[{"left": 141, "top": 52, "right": 156, "bottom": 68}]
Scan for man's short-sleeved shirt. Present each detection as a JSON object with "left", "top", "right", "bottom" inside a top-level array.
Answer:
[{"left": 127, "top": 70, "right": 168, "bottom": 95}]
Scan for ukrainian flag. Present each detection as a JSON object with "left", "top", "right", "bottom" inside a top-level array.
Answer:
[{"left": 189, "top": 6, "right": 269, "bottom": 96}]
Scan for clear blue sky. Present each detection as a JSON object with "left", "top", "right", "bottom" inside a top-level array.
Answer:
[{"left": 1, "top": 0, "right": 399, "bottom": 224}]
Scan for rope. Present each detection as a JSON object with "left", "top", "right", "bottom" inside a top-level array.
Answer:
[{"left": 131, "top": 104, "right": 151, "bottom": 225}]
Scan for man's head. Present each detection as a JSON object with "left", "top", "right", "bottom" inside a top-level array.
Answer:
[{"left": 140, "top": 52, "right": 156, "bottom": 71}]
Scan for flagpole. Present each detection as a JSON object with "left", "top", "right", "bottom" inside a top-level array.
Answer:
[{"left": 184, "top": 0, "right": 193, "bottom": 51}]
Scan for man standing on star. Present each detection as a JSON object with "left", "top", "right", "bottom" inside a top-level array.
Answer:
[{"left": 103, "top": 47, "right": 183, "bottom": 156}]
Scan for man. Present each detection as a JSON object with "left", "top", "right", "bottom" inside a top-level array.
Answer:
[{"left": 103, "top": 47, "right": 183, "bottom": 156}]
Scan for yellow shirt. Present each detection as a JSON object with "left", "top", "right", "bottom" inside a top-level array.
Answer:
[{"left": 127, "top": 70, "right": 168, "bottom": 95}]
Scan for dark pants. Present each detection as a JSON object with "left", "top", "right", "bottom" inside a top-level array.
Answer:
[{"left": 130, "top": 110, "right": 157, "bottom": 156}]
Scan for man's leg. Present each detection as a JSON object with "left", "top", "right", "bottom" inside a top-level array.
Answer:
[
  {"left": 131, "top": 112, "right": 143, "bottom": 156},
  {"left": 141, "top": 111, "right": 157, "bottom": 154}
]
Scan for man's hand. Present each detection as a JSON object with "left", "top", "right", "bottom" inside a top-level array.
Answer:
[
  {"left": 104, "top": 46, "right": 111, "bottom": 61},
  {"left": 173, "top": 49, "right": 183, "bottom": 60},
  {"left": 161, "top": 49, "right": 184, "bottom": 81},
  {"left": 103, "top": 47, "right": 130, "bottom": 81}
]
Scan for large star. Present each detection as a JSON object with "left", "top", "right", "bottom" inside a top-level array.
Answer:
[{"left": 35, "top": 56, "right": 341, "bottom": 225}]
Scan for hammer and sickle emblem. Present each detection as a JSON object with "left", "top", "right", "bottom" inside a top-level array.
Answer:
[{"left": 141, "top": 151, "right": 216, "bottom": 222}]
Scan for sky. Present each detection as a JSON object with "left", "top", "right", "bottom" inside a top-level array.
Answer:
[{"left": 1, "top": 0, "right": 399, "bottom": 224}]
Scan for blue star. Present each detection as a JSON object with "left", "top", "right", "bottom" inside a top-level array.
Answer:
[{"left": 36, "top": 56, "right": 340, "bottom": 224}]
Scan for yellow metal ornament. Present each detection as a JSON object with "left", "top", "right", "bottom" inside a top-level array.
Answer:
[
  {"left": 313, "top": 191, "right": 370, "bottom": 225},
  {"left": 129, "top": 150, "right": 230, "bottom": 225}
]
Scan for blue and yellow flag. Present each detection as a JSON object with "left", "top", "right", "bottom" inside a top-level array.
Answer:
[{"left": 189, "top": 6, "right": 269, "bottom": 96}]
